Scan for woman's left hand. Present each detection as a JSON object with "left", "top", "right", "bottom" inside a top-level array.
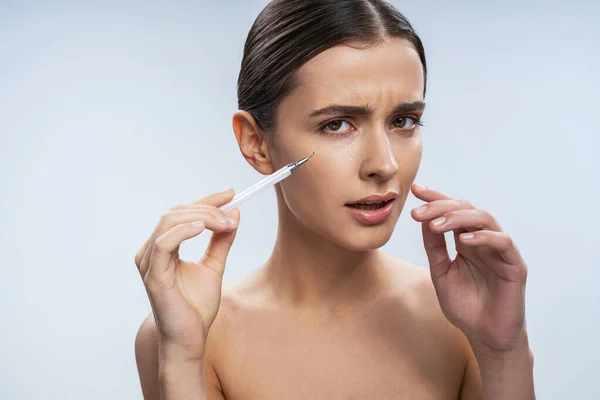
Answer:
[{"left": 410, "top": 183, "right": 529, "bottom": 354}]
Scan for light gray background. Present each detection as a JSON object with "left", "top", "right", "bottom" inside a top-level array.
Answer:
[{"left": 1, "top": 1, "right": 598, "bottom": 398}]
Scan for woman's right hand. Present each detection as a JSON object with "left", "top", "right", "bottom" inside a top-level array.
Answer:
[{"left": 134, "top": 188, "right": 240, "bottom": 363}]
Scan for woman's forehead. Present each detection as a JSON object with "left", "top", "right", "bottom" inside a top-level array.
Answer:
[{"left": 292, "top": 38, "right": 425, "bottom": 107}]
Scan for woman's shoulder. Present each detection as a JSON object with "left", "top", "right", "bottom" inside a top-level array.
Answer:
[
  {"left": 378, "top": 253, "right": 471, "bottom": 347},
  {"left": 377, "top": 253, "right": 459, "bottom": 331},
  {"left": 207, "top": 265, "right": 269, "bottom": 340},
  {"left": 378, "top": 252, "right": 437, "bottom": 303},
  {"left": 204, "top": 265, "right": 275, "bottom": 381}
]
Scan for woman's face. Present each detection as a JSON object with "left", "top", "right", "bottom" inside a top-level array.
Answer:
[{"left": 269, "top": 37, "right": 425, "bottom": 251}]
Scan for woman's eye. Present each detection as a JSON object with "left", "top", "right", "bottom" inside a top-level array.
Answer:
[
  {"left": 323, "top": 119, "right": 352, "bottom": 134},
  {"left": 392, "top": 116, "right": 420, "bottom": 129}
]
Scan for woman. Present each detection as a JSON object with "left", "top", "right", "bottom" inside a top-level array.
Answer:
[{"left": 134, "top": 1, "right": 535, "bottom": 399}]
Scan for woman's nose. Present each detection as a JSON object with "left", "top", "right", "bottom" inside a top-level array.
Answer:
[{"left": 358, "top": 128, "right": 399, "bottom": 181}]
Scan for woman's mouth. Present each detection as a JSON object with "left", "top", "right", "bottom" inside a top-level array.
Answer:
[
  {"left": 345, "top": 198, "right": 396, "bottom": 225},
  {"left": 347, "top": 200, "right": 390, "bottom": 211}
]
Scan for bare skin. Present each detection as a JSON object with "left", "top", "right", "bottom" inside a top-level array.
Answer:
[
  {"left": 135, "top": 37, "right": 533, "bottom": 399},
  {"left": 138, "top": 255, "right": 481, "bottom": 400},
  {"left": 212, "top": 258, "right": 483, "bottom": 399}
]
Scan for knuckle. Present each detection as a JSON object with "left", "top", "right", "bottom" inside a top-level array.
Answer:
[
  {"left": 206, "top": 208, "right": 226, "bottom": 221},
  {"left": 480, "top": 208, "right": 493, "bottom": 219},
  {"left": 515, "top": 263, "right": 528, "bottom": 281},
  {"left": 216, "top": 209, "right": 229, "bottom": 220},
  {"left": 444, "top": 210, "right": 457, "bottom": 219},
  {"left": 158, "top": 211, "right": 177, "bottom": 228},
  {"left": 159, "top": 211, "right": 171, "bottom": 225},
  {"left": 134, "top": 241, "right": 150, "bottom": 268},
  {"left": 153, "top": 236, "right": 168, "bottom": 253},
  {"left": 134, "top": 251, "right": 143, "bottom": 267},
  {"left": 459, "top": 199, "right": 473, "bottom": 209},
  {"left": 500, "top": 231, "right": 512, "bottom": 242}
]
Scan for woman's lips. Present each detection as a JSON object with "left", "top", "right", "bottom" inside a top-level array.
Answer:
[{"left": 345, "top": 198, "right": 396, "bottom": 225}]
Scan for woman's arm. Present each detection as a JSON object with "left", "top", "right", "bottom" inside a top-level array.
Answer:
[
  {"left": 132, "top": 189, "right": 240, "bottom": 400},
  {"left": 459, "top": 334, "right": 535, "bottom": 400},
  {"left": 135, "top": 314, "right": 162, "bottom": 400},
  {"left": 458, "top": 350, "right": 483, "bottom": 400},
  {"left": 136, "top": 313, "right": 226, "bottom": 400},
  {"left": 470, "top": 335, "right": 535, "bottom": 400}
]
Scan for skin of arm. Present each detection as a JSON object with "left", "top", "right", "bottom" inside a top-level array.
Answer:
[
  {"left": 469, "top": 333, "right": 535, "bottom": 400},
  {"left": 136, "top": 313, "right": 225, "bottom": 400}
]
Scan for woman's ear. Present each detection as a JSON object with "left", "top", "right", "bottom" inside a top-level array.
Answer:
[{"left": 232, "top": 110, "right": 275, "bottom": 175}]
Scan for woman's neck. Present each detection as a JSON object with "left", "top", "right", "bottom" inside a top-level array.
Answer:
[{"left": 262, "top": 198, "right": 387, "bottom": 318}]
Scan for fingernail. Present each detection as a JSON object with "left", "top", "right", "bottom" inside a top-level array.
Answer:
[
  {"left": 415, "top": 184, "right": 428, "bottom": 190},
  {"left": 413, "top": 205, "right": 427, "bottom": 215},
  {"left": 462, "top": 233, "right": 475, "bottom": 240},
  {"left": 216, "top": 215, "right": 229, "bottom": 223},
  {"left": 227, "top": 217, "right": 238, "bottom": 227},
  {"left": 432, "top": 216, "right": 446, "bottom": 226},
  {"left": 218, "top": 188, "right": 233, "bottom": 194}
]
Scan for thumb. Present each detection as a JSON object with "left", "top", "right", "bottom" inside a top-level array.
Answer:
[
  {"left": 421, "top": 220, "right": 452, "bottom": 281},
  {"left": 199, "top": 208, "right": 240, "bottom": 278}
]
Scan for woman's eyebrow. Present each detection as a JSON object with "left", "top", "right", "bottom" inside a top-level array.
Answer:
[
  {"left": 309, "top": 101, "right": 426, "bottom": 118},
  {"left": 391, "top": 101, "right": 426, "bottom": 115}
]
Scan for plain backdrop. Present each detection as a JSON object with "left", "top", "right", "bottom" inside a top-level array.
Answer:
[{"left": 1, "top": 0, "right": 598, "bottom": 398}]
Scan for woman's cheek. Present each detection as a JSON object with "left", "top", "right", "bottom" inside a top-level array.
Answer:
[{"left": 394, "top": 136, "right": 423, "bottom": 175}]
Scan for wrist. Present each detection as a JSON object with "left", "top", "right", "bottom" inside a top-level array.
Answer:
[
  {"left": 160, "top": 356, "right": 205, "bottom": 376},
  {"left": 469, "top": 331, "right": 535, "bottom": 400},
  {"left": 473, "top": 342, "right": 534, "bottom": 374},
  {"left": 468, "top": 329, "right": 531, "bottom": 363},
  {"left": 159, "top": 339, "right": 207, "bottom": 365}
]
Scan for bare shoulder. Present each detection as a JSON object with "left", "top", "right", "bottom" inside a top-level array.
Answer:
[
  {"left": 208, "top": 266, "right": 268, "bottom": 339},
  {"left": 377, "top": 253, "right": 473, "bottom": 357},
  {"left": 205, "top": 266, "right": 269, "bottom": 393},
  {"left": 378, "top": 252, "right": 441, "bottom": 309}
]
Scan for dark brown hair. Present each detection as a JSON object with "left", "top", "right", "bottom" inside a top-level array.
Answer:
[{"left": 237, "top": 0, "right": 427, "bottom": 138}]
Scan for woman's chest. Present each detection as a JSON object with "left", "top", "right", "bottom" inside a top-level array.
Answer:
[{"left": 215, "top": 312, "right": 465, "bottom": 400}]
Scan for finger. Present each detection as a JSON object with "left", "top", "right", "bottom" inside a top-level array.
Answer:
[
  {"left": 152, "top": 210, "right": 238, "bottom": 238},
  {"left": 192, "top": 188, "right": 235, "bottom": 207},
  {"left": 135, "top": 239, "right": 150, "bottom": 270},
  {"left": 411, "top": 199, "right": 475, "bottom": 222},
  {"left": 421, "top": 219, "right": 452, "bottom": 281},
  {"left": 411, "top": 183, "right": 455, "bottom": 202},
  {"left": 200, "top": 208, "right": 241, "bottom": 278},
  {"left": 140, "top": 232, "right": 160, "bottom": 278},
  {"left": 164, "top": 207, "right": 235, "bottom": 229},
  {"left": 140, "top": 210, "right": 238, "bottom": 277},
  {"left": 459, "top": 230, "right": 525, "bottom": 267},
  {"left": 146, "top": 221, "right": 207, "bottom": 282},
  {"left": 428, "top": 209, "right": 503, "bottom": 234}
]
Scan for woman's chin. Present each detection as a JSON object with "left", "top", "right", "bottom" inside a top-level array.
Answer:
[{"left": 338, "top": 229, "right": 394, "bottom": 252}]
